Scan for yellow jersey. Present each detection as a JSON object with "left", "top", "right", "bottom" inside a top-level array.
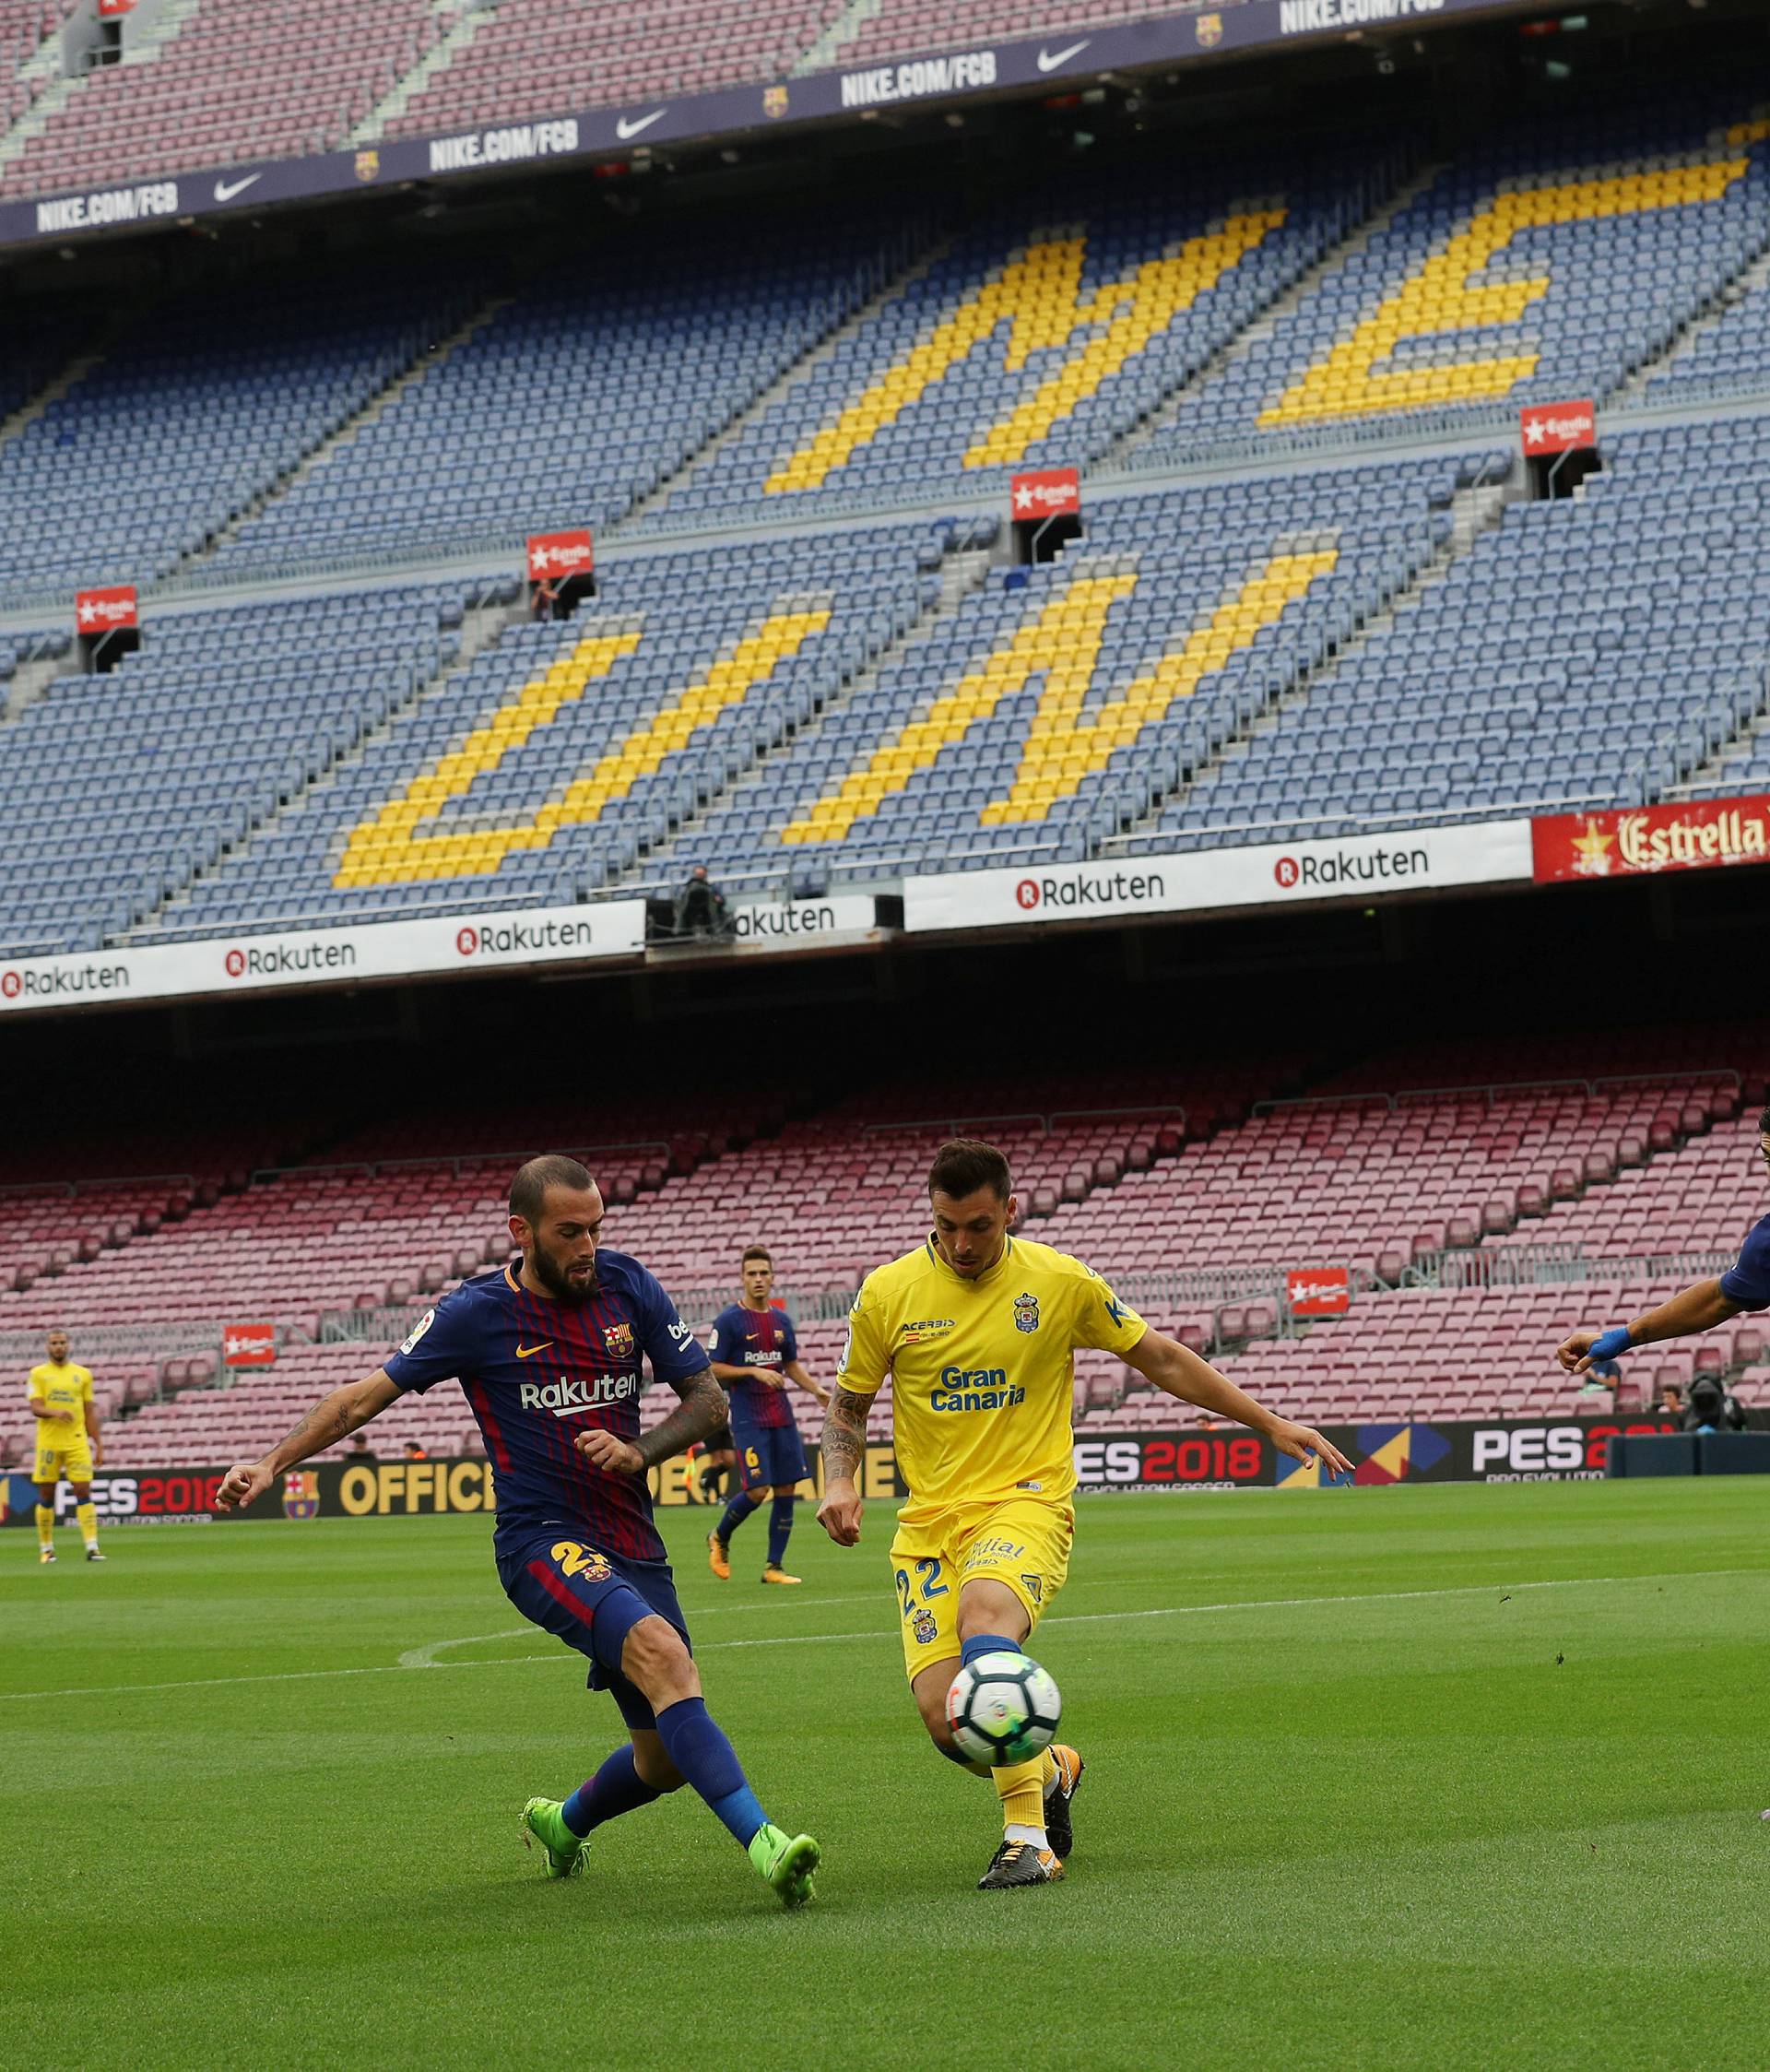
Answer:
[
  {"left": 837, "top": 1233, "right": 1146, "bottom": 1523},
  {"left": 29, "top": 1360, "right": 93, "bottom": 1442}
]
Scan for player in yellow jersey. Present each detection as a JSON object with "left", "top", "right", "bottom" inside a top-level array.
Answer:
[
  {"left": 29, "top": 1330, "right": 105, "bottom": 1564},
  {"left": 817, "top": 1138, "right": 1349, "bottom": 1890}
]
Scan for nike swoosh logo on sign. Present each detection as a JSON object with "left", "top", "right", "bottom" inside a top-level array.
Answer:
[
  {"left": 615, "top": 111, "right": 665, "bottom": 139},
  {"left": 214, "top": 173, "right": 262, "bottom": 202},
  {"left": 515, "top": 1342, "right": 555, "bottom": 1359},
  {"left": 1036, "top": 40, "right": 1090, "bottom": 71}
]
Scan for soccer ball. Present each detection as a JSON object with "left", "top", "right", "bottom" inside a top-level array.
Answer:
[{"left": 944, "top": 1651, "right": 1061, "bottom": 1765}]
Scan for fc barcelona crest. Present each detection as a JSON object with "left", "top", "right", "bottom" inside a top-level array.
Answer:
[
  {"left": 283, "top": 1470, "right": 320, "bottom": 1521},
  {"left": 762, "top": 84, "right": 789, "bottom": 120},
  {"left": 603, "top": 1320, "right": 635, "bottom": 1360},
  {"left": 354, "top": 148, "right": 381, "bottom": 183},
  {"left": 1013, "top": 1291, "right": 1041, "bottom": 1334},
  {"left": 1195, "top": 12, "right": 1222, "bottom": 46}
]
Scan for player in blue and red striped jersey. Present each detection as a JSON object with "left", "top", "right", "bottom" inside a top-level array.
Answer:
[
  {"left": 705, "top": 1246, "right": 831, "bottom": 1586},
  {"left": 215, "top": 1154, "right": 820, "bottom": 1906}
]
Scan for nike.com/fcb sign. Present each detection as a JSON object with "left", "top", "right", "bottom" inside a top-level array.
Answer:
[{"left": 1010, "top": 468, "right": 1080, "bottom": 519}]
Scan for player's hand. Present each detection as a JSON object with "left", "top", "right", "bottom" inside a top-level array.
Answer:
[
  {"left": 46, "top": 1407, "right": 74, "bottom": 1425},
  {"left": 215, "top": 1461, "right": 275, "bottom": 1511},
  {"left": 816, "top": 1480, "right": 863, "bottom": 1545},
  {"left": 575, "top": 1429, "right": 644, "bottom": 1475},
  {"left": 1270, "top": 1421, "right": 1354, "bottom": 1477},
  {"left": 1556, "top": 1330, "right": 1599, "bottom": 1374}
]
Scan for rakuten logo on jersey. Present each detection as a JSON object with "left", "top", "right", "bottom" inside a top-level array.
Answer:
[{"left": 521, "top": 1374, "right": 640, "bottom": 1417}]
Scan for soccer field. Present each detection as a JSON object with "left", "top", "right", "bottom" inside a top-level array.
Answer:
[{"left": 3, "top": 1483, "right": 1766, "bottom": 2071}]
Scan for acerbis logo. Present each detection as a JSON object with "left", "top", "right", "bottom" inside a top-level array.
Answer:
[
  {"left": 225, "top": 948, "right": 246, "bottom": 977},
  {"left": 1016, "top": 879, "right": 1041, "bottom": 910},
  {"left": 456, "top": 928, "right": 478, "bottom": 955}
]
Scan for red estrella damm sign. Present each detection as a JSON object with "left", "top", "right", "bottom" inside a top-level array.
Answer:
[
  {"left": 1286, "top": 1267, "right": 1350, "bottom": 1317},
  {"left": 75, "top": 585, "right": 138, "bottom": 633},
  {"left": 1009, "top": 468, "right": 1080, "bottom": 519},
  {"left": 222, "top": 1322, "right": 277, "bottom": 1368},
  {"left": 98, "top": 0, "right": 136, "bottom": 15},
  {"left": 1532, "top": 794, "right": 1770, "bottom": 882},
  {"left": 1518, "top": 399, "right": 1596, "bottom": 456},
  {"left": 526, "top": 529, "right": 594, "bottom": 579}
]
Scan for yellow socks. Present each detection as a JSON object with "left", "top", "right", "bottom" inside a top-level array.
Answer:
[
  {"left": 36, "top": 1505, "right": 54, "bottom": 1554},
  {"left": 994, "top": 1756, "right": 1047, "bottom": 1846},
  {"left": 77, "top": 1502, "right": 99, "bottom": 1554}
]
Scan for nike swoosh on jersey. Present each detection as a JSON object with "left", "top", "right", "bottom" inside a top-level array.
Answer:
[
  {"left": 1036, "top": 39, "right": 1089, "bottom": 71},
  {"left": 515, "top": 1342, "right": 556, "bottom": 1358}
]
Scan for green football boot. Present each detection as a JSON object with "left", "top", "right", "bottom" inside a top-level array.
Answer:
[
  {"left": 748, "top": 1822, "right": 820, "bottom": 1909},
  {"left": 520, "top": 1796, "right": 585, "bottom": 1879}
]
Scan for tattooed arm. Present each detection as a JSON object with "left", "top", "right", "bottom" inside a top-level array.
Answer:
[
  {"left": 576, "top": 1366, "right": 729, "bottom": 1475},
  {"left": 815, "top": 1386, "right": 876, "bottom": 1546},
  {"left": 215, "top": 1369, "right": 401, "bottom": 1510}
]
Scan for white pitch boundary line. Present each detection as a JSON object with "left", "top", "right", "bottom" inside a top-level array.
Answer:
[
  {"left": 3, "top": 1568, "right": 1763, "bottom": 1703},
  {"left": 396, "top": 1593, "right": 879, "bottom": 1666}
]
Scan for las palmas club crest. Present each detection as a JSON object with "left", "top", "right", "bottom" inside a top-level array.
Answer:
[{"left": 1013, "top": 1291, "right": 1040, "bottom": 1334}]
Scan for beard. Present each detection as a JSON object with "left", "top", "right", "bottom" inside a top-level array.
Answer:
[{"left": 530, "top": 1244, "right": 598, "bottom": 1306}]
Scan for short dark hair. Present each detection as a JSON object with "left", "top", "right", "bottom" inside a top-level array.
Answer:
[
  {"left": 741, "top": 1245, "right": 773, "bottom": 1267},
  {"left": 510, "top": 1153, "right": 595, "bottom": 1225},
  {"left": 928, "top": 1137, "right": 1012, "bottom": 1203},
  {"left": 1758, "top": 1103, "right": 1770, "bottom": 1137}
]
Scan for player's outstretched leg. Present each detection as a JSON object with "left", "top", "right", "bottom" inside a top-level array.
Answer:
[
  {"left": 35, "top": 1498, "right": 55, "bottom": 1564},
  {"left": 761, "top": 1489, "right": 800, "bottom": 1584},
  {"left": 1043, "top": 1745, "right": 1084, "bottom": 1861},
  {"left": 625, "top": 1616, "right": 820, "bottom": 1908},
  {"left": 522, "top": 1743, "right": 667, "bottom": 1877}
]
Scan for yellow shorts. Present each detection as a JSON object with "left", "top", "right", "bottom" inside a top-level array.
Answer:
[
  {"left": 889, "top": 1497, "right": 1074, "bottom": 1682},
  {"left": 33, "top": 1443, "right": 93, "bottom": 1486}
]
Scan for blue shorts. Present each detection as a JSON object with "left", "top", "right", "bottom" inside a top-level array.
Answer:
[
  {"left": 496, "top": 1525, "right": 690, "bottom": 1731},
  {"left": 729, "top": 1407, "right": 808, "bottom": 1490}
]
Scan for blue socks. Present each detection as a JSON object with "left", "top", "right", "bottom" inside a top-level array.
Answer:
[
  {"left": 962, "top": 1632, "right": 1022, "bottom": 1666},
  {"left": 655, "top": 1696, "right": 769, "bottom": 1847},
  {"left": 767, "top": 1494, "right": 796, "bottom": 1569},
  {"left": 716, "top": 1489, "right": 760, "bottom": 1543},
  {"left": 560, "top": 1744, "right": 662, "bottom": 1839}
]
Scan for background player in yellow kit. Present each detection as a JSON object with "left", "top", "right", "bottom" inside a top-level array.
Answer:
[
  {"left": 29, "top": 1329, "right": 104, "bottom": 1564},
  {"left": 817, "top": 1138, "right": 1348, "bottom": 1890}
]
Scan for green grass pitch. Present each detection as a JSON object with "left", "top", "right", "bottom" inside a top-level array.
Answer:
[{"left": 3, "top": 1481, "right": 1767, "bottom": 2070}]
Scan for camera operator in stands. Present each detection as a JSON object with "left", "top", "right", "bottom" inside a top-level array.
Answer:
[
  {"left": 1682, "top": 1374, "right": 1750, "bottom": 1434},
  {"left": 671, "top": 864, "right": 735, "bottom": 943}
]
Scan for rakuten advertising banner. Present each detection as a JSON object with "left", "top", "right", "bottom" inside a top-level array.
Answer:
[
  {"left": 0, "top": 898, "right": 646, "bottom": 1017},
  {"left": 1532, "top": 795, "right": 1770, "bottom": 883},
  {"left": 905, "top": 820, "right": 1531, "bottom": 933},
  {"left": 728, "top": 894, "right": 880, "bottom": 943}
]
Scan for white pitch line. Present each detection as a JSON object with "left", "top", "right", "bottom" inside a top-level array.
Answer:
[{"left": 3, "top": 1568, "right": 1762, "bottom": 1703}]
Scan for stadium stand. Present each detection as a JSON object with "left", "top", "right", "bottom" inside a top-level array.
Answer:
[
  {"left": 831, "top": 0, "right": 1212, "bottom": 67},
  {"left": 0, "top": 0, "right": 448, "bottom": 202},
  {"left": 0, "top": 583, "right": 478, "bottom": 957}
]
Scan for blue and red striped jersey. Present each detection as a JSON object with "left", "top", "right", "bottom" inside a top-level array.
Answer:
[
  {"left": 383, "top": 1251, "right": 709, "bottom": 1560},
  {"left": 707, "top": 1301, "right": 799, "bottom": 1430}
]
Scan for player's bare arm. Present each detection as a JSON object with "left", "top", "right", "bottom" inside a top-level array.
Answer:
[
  {"left": 87, "top": 1405, "right": 102, "bottom": 1467},
  {"left": 216, "top": 1369, "right": 402, "bottom": 1510},
  {"left": 578, "top": 1366, "right": 726, "bottom": 1475},
  {"left": 816, "top": 1387, "right": 873, "bottom": 1545},
  {"left": 710, "top": 1359, "right": 778, "bottom": 1391},
  {"left": 1121, "top": 1331, "right": 1353, "bottom": 1474},
  {"left": 30, "top": 1397, "right": 74, "bottom": 1425},
  {"left": 782, "top": 1359, "right": 830, "bottom": 1404},
  {"left": 1556, "top": 1277, "right": 1742, "bottom": 1373}
]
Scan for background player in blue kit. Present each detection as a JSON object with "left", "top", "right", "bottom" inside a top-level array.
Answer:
[
  {"left": 215, "top": 1154, "right": 820, "bottom": 1907},
  {"left": 1557, "top": 1102, "right": 1770, "bottom": 1382},
  {"left": 706, "top": 1246, "right": 830, "bottom": 1586}
]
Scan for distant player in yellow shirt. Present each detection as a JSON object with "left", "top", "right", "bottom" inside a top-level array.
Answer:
[
  {"left": 817, "top": 1138, "right": 1348, "bottom": 1890},
  {"left": 30, "top": 1330, "right": 105, "bottom": 1564}
]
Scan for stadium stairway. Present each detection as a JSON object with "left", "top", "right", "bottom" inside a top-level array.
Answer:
[{"left": 346, "top": 2, "right": 502, "bottom": 148}]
